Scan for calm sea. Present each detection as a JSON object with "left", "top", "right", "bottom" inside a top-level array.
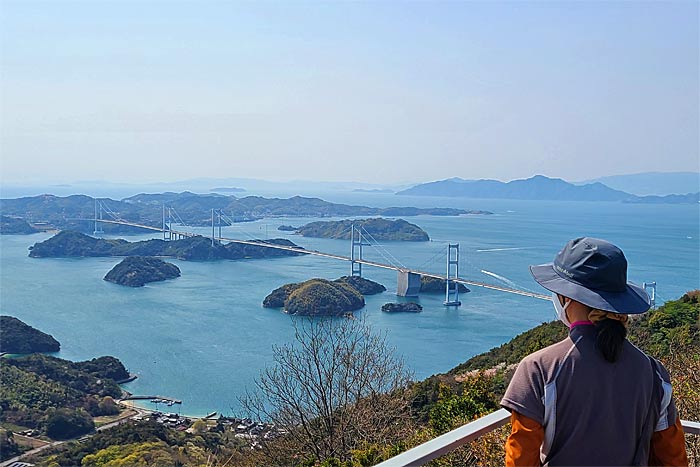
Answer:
[{"left": 1, "top": 193, "right": 698, "bottom": 416}]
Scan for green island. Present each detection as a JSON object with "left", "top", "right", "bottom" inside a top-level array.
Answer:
[
  {"left": 104, "top": 256, "right": 181, "bottom": 287},
  {"left": 296, "top": 218, "right": 430, "bottom": 241},
  {"left": 0, "top": 316, "right": 60, "bottom": 354},
  {"left": 28, "top": 231, "right": 305, "bottom": 261},
  {"left": 6, "top": 291, "right": 698, "bottom": 467},
  {"left": 419, "top": 276, "right": 470, "bottom": 293},
  {"left": 264, "top": 279, "right": 370, "bottom": 316},
  {"left": 286, "top": 280, "right": 364, "bottom": 316},
  {"left": 263, "top": 276, "right": 386, "bottom": 315}
]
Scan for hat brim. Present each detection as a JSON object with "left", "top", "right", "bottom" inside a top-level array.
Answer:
[{"left": 530, "top": 263, "right": 650, "bottom": 314}]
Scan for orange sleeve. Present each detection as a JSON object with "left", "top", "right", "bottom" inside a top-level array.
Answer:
[
  {"left": 505, "top": 411, "right": 543, "bottom": 467},
  {"left": 649, "top": 416, "right": 688, "bottom": 467}
]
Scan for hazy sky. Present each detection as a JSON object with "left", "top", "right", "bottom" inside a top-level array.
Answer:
[{"left": 1, "top": 1, "right": 698, "bottom": 185}]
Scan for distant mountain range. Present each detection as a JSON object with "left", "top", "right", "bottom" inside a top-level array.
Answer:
[
  {"left": 580, "top": 171, "right": 699, "bottom": 196},
  {"left": 397, "top": 175, "right": 698, "bottom": 204}
]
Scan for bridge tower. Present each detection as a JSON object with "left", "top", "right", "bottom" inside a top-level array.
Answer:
[
  {"left": 162, "top": 206, "right": 174, "bottom": 240},
  {"left": 643, "top": 281, "right": 657, "bottom": 309},
  {"left": 211, "top": 209, "right": 216, "bottom": 246},
  {"left": 210, "top": 209, "right": 224, "bottom": 246},
  {"left": 93, "top": 199, "right": 104, "bottom": 236},
  {"left": 444, "top": 244, "right": 461, "bottom": 306},
  {"left": 350, "top": 224, "right": 370, "bottom": 277},
  {"left": 162, "top": 205, "right": 168, "bottom": 240}
]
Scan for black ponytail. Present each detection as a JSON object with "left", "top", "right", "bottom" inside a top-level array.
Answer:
[{"left": 595, "top": 318, "right": 627, "bottom": 363}]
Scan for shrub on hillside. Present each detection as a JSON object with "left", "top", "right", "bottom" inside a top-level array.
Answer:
[{"left": 45, "top": 408, "right": 94, "bottom": 440}]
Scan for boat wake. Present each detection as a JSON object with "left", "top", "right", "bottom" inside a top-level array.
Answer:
[
  {"left": 476, "top": 246, "right": 535, "bottom": 252},
  {"left": 480, "top": 269, "right": 521, "bottom": 289}
]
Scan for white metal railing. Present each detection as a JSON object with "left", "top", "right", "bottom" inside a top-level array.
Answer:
[{"left": 375, "top": 409, "right": 700, "bottom": 467}]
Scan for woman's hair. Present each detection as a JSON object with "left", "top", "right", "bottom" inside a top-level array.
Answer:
[{"left": 588, "top": 310, "right": 628, "bottom": 363}]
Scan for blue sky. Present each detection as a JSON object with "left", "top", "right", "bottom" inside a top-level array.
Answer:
[{"left": 1, "top": 1, "right": 698, "bottom": 185}]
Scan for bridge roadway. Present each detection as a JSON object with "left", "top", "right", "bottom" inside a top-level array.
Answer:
[{"left": 97, "top": 219, "right": 549, "bottom": 301}]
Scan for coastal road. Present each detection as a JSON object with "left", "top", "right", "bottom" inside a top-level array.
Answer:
[
  {"left": 0, "top": 440, "right": 63, "bottom": 467},
  {"left": 0, "top": 409, "right": 143, "bottom": 467}
]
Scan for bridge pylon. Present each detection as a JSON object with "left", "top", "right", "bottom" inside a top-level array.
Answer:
[
  {"left": 93, "top": 199, "right": 104, "bottom": 236},
  {"left": 350, "top": 224, "right": 370, "bottom": 277},
  {"left": 643, "top": 281, "right": 657, "bottom": 309},
  {"left": 162, "top": 205, "right": 169, "bottom": 241},
  {"left": 211, "top": 209, "right": 224, "bottom": 246},
  {"left": 444, "top": 244, "right": 461, "bottom": 307}
]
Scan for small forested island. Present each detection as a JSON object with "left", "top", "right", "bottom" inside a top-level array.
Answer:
[
  {"left": 28, "top": 231, "right": 305, "bottom": 261},
  {"left": 263, "top": 276, "right": 385, "bottom": 315},
  {"left": 419, "top": 276, "right": 470, "bottom": 293},
  {"left": 297, "top": 218, "right": 430, "bottom": 241},
  {"left": 285, "top": 279, "right": 365, "bottom": 316},
  {"left": 277, "top": 224, "right": 299, "bottom": 231},
  {"left": 104, "top": 256, "right": 181, "bottom": 287},
  {"left": 382, "top": 302, "right": 423, "bottom": 313},
  {"left": 0, "top": 316, "right": 60, "bottom": 353},
  {"left": 264, "top": 276, "right": 385, "bottom": 308},
  {"left": 0, "top": 215, "right": 38, "bottom": 235}
]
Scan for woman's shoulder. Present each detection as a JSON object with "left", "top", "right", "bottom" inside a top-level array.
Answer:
[
  {"left": 525, "top": 335, "right": 578, "bottom": 361},
  {"left": 518, "top": 336, "right": 579, "bottom": 373}
]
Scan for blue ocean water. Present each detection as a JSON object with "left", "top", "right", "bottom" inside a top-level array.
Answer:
[{"left": 1, "top": 194, "right": 698, "bottom": 416}]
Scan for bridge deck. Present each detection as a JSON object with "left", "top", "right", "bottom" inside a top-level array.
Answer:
[{"left": 96, "top": 219, "right": 549, "bottom": 300}]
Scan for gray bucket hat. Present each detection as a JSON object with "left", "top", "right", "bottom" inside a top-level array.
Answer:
[{"left": 530, "top": 237, "right": 650, "bottom": 314}]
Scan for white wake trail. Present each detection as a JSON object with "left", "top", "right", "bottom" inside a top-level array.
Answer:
[
  {"left": 480, "top": 269, "right": 520, "bottom": 289},
  {"left": 476, "top": 247, "right": 535, "bottom": 252}
]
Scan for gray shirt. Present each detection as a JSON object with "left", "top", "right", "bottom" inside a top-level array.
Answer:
[{"left": 501, "top": 324, "right": 677, "bottom": 466}]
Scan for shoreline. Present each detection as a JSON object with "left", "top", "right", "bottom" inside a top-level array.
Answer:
[{"left": 117, "top": 399, "right": 219, "bottom": 421}]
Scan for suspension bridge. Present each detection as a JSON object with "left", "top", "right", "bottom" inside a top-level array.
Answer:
[{"left": 90, "top": 200, "right": 658, "bottom": 305}]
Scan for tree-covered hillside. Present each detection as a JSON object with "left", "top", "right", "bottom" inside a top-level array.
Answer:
[
  {"left": 0, "top": 316, "right": 61, "bottom": 353},
  {"left": 28, "top": 231, "right": 304, "bottom": 261},
  {"left": 0, "top": 354, "right": 128, "bottom": 439}
]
